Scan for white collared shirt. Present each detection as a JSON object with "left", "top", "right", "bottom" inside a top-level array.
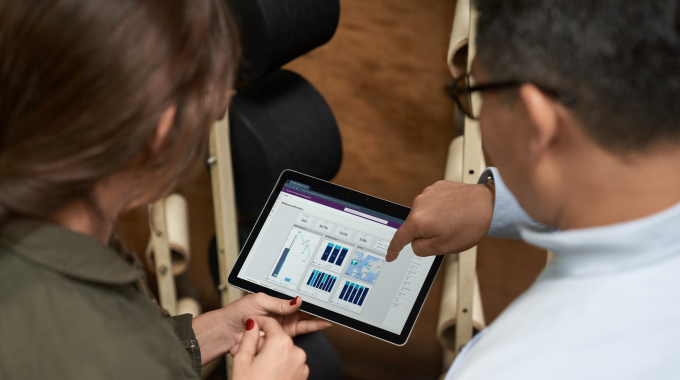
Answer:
[{"left": 445, "top": 168, "right": 680, "bottom": 379}]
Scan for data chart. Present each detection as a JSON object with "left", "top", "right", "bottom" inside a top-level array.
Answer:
[
  {"left": 330, "top": 278, "right": 371, "bottom": 313},
  {"left": 297, "top": 267, "right": 338, "bottom": 302},
  {"left": 268, "top": 226, "right": 322, "bottom": 289},
  {"left": 311, "top": 238, "right": 354, "bottom": 274}
]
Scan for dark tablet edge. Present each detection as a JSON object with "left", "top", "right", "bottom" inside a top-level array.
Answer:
[{"left": 227, "top": 170, "right": 445, "bottom": 346}]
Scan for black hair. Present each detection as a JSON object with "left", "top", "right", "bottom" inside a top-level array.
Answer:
[{"left": 475, "top": 0, "right": 680, "bottom": 153}]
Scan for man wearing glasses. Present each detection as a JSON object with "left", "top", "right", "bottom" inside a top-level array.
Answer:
[{"left": 387, "top": 1, "right": 680, "bottom": 379}]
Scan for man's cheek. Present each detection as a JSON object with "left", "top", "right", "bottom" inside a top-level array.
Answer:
[{"left": 479, "top": 115, "right": 506, "bottom": 164}]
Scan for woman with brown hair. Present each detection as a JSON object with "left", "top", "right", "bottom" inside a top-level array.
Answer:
[{"left": 0, "top": 0, "right": 330, "bottom": 378}]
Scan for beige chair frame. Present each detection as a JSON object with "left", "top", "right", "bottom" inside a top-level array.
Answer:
[
  {"left": 437, "top": 1, "right": 486, "bottom": 373},
  {"left": 149, "top": 115, "right": 243, "bottom": 377}
]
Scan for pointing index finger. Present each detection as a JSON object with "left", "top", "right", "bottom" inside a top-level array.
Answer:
[{"left": 386, "top": 218, "right": 420, "bottom": 262}]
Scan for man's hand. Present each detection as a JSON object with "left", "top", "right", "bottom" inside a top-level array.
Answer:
[{"left": 386, "top": 180, "right": 495, "bottom": 262}]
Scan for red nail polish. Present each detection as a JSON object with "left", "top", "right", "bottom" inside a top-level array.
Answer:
[
  {"left": 290, "top": 297, "right": 298, "bottom": 306},
  {"left": 246, "top": 319, "right": 254, "bottom": 331}
]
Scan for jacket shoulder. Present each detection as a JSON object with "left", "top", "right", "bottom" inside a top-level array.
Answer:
[{"left": 0, "top": 250, "right": 197, "bottom": 380}]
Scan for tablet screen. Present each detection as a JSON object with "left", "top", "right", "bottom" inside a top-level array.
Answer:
[{"left": 236, "top": 179, "right": 436, "bottom": 335}]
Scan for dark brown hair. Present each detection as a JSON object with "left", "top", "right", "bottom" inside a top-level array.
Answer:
[{"left": 0, "top": 0, "right": 239, "bottom": 221}]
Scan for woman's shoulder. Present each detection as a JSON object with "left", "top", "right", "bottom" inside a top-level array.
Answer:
[
  {"left": 0, "top": 222, "right": 198, "bottom": 380},
  {"left": 0, "top": 219, "right": 147, "bottom": 313},
  {"left": 0, "top": 231, "right": 152, "bottom": 340}
]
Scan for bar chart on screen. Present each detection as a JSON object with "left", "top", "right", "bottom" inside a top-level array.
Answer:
[
  {"left": 297, "top": 267, "right": 338, "bottom": 302},
  {"left": 268, "top": 226, "right": 322, "bottom": 289},
  {"left": 312, "top": 237, "right": 354, "bottom": 274},
  {"left": 329, "top": 278, "right": 372, "bottom": 313}
]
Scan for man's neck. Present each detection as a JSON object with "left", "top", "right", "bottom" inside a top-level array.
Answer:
[{"left": 556, "top": 144, "right": 680, "bottom": 230}]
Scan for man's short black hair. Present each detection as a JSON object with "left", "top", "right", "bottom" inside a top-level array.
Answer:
[{"left": 475, "top": 0, "right": 680, "bottom": 153}]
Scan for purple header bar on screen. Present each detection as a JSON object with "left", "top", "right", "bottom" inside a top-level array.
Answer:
[{"left": 281, "top": 187, "right": 402, "bottom": 229}]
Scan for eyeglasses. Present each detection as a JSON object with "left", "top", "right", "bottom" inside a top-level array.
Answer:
[{"left": 446, "top": 74, "right": 577, "bottom": 120}]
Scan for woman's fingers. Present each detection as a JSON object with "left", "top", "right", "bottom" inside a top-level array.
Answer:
[
  {"left": 229, "top": 344, "right": 239, "bottom": 356},
  {"left": 232, "top": 316, "right": 309, "bottom": 380},
  {"left": 242, "top": 312, "right": 333, "bottom": 337},
  {"left": 229, "top": 331, "right": 266, "bottom": 356},
  {"left": 251, "top": 293, "right": 302, "bottom": 316},
  {"left": 292, "top": 318, "right": 333, "bottom": 335},
  {"left": 234, "top": 319, "right": 259, "bottom": 364},
  {"left": 247, "top": 315, "right": 288, "bottom": 339}
]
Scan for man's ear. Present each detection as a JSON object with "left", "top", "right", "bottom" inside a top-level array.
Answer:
[
  {"left": 519, "top": 84, "right": 559, "bottom": 162},
  {"left": 150, "top": 106, "right": 177, "bottom": 155}
]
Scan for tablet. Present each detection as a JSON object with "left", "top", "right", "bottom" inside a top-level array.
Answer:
[{"left": 228, "top": 170, "right": 444, "bottom": 345}]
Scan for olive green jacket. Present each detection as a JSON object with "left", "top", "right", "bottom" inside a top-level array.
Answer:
[{"left": 0, "top": 219, "right": 201, "bottom": 379}]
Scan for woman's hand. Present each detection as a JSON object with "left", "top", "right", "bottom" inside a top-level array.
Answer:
[
  {"left": 232, "top": 317, "right": 308, "bottom": 380},
  {"left": 223, "top": 293, "right": 332, "bottom": 355},
  {"left": 193, "top": 293, "right": 331, "bottom": 365}
]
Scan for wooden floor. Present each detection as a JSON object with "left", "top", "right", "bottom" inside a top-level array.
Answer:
[{"left": 116, "top": 0, "right": 548, "bottom": 379}]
